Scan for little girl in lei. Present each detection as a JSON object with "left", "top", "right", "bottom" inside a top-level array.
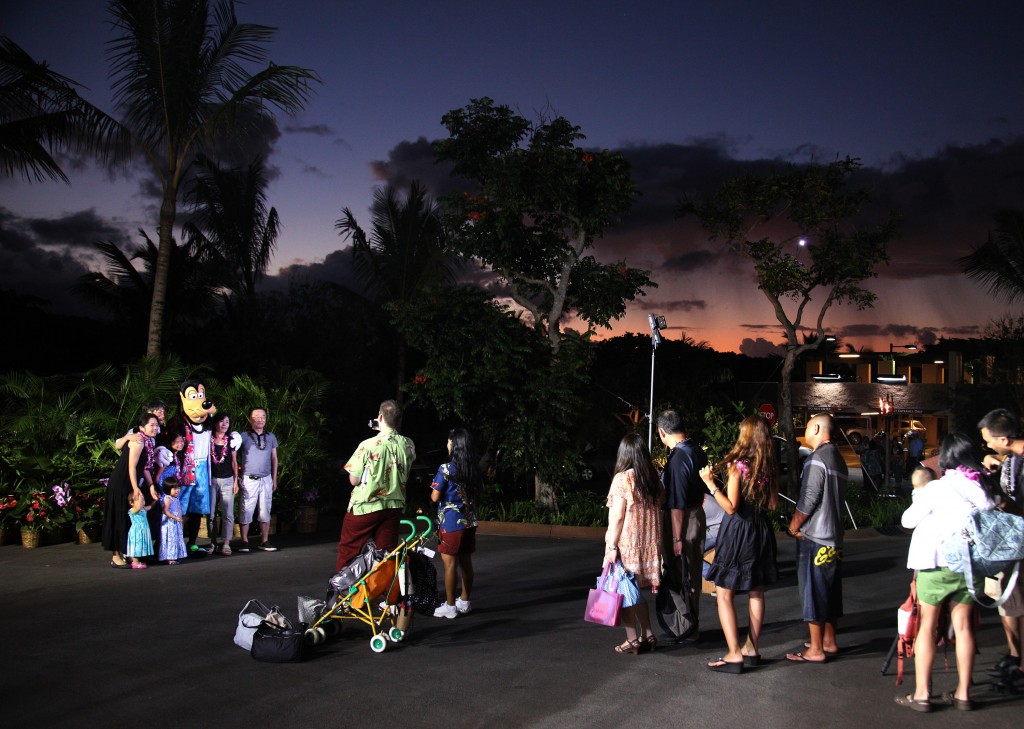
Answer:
[
  {"left": 125, "top": 489, "right": 153, "bottom": 569},
  {"left": 160, "top": 477, "right": 187, "bottom": 565}
]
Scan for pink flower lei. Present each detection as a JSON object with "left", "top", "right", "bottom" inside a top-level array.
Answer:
[{"left": 955, "top": 465, "right": 981, "bottom": 482}]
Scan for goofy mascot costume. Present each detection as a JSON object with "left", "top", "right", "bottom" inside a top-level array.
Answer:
[{"left": 165, "top": 379, "right": 217, "bottom": 552}]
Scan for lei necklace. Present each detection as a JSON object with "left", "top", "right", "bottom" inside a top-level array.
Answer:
[
  {"left": 955, "top": 465, "right": 981, "bottom": 482},
  {"left": 249, "top": 431, "right": 267, "bottom": 451},
  {"left": 211, "top": 436, "right": 228, "bottom": 464},
  {"left": 144, "top": 436, "right": 155, "bottom": 467}
]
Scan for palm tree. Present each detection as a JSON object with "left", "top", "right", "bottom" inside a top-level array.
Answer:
[
  {"left": 183, "top": 155, "right": 280, "bottom": 301},
  {"left": 74, "top": 230, "right": 223, "bottom": 348},
  {"left": 335, "top": 181, "right": 458, "bottom": 399},
  {"left": 106, "top": 0, "right": 319, "bottom": 358},
  {"left": 959, "top": 209, "right": 1024, "bottom": 306},
  {"left": 0, "top": 37, "right": 125, "bottom": 183}
]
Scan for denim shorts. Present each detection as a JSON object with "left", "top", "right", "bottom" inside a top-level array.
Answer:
[{"left": 796, "top": 537, "right": 844, "bottom": 623}]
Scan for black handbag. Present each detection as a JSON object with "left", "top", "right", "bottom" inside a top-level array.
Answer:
[{"left": 250, "top": 619, "right": 307, "bottom": 663}]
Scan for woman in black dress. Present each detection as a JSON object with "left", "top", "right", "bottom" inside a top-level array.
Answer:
[
  {"left": 102, "top": 412, "right": 160, "bottom": 568},
  {"left": 699, "top": 414, "right": 780, "bottom": 673}
]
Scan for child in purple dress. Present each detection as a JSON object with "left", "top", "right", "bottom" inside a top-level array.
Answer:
[{"left": 160, "top": 477, "right": 187, "bottom": 565}]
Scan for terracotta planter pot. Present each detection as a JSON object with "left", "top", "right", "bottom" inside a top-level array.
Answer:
[
  {"left": 21, "top": 529, "right": 42, "bottom": 549},
  {"left": 78, "top": 527, "right": 99, "bottom": 545}
]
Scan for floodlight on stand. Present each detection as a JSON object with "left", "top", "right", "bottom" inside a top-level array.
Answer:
[{"left": 647, "top": 313, "right": 666, "bottom": 450}]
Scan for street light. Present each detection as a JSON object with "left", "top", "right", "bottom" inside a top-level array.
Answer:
[
  {"left": 888, "top": 343, "right": 917, "bottom": 375},
  {"left": 647, "top": 313, "right": 667, "bottom": 451}
]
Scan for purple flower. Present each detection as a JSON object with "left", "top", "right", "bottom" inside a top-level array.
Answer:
[{"left": 51, "top": 482, "right": 72, "bottom": 507}]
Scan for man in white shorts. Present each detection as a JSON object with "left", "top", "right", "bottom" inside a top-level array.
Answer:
[{"left": 237, "top": 407, "right": 279, "bottom": 553}]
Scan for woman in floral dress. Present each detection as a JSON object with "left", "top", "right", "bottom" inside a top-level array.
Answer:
[{"left": 603, "top": 433, "right": 665, "bottom": 654}]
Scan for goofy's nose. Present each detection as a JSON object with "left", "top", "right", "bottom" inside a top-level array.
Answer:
[{"left": 202, "top": 399, "right": 214, "bottom": 410}]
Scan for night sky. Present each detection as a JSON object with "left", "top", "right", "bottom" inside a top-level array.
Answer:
[{"left": 3, "top": 0, "right": 1023, "bottom": 355}]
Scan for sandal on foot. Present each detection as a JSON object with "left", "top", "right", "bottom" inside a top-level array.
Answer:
[
  {"left": 894, "top": 694, "right": 932, "bottom": 712},
  {"left": 743, "top": 654, "right": 762, "bottom": 667},
  {"left": 643, "top": 635, "right": 658, "bottom": 653},
  {"left": 941, "top": 692, "right": 974, "bottom": 711},
  {"left": 707, "top": 658, "right": 744, "bottom": 674},
  {"left": 786, "top": 651, "right": 826, "bottom": 664},
  {"left": 614, "top": 639, "right": 641, "bottom": 655}
]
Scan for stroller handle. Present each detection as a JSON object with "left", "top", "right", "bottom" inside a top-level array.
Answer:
[{"left": 400, "top": 515, "right": 436, "bottom": 540}]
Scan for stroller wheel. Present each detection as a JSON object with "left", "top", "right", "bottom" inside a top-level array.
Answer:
[
  {"left": 370, "top": 634, "right": 387, "bottom": 653},
  {"left": 389, "top": 627, "right": 404, "bottom": 642},
  {"left": 304, "top": 628, "right": 320, "bottom": 646},
  {"left": 324, "top": 620, "right": 341, "bottom": 637},
  {"left": 314, "top": 627, "right": 327, "bottom": 644}
]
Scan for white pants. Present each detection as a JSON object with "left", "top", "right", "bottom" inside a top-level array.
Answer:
[{"left": 240, "top": 475, "right": 272, "bottom": 525}]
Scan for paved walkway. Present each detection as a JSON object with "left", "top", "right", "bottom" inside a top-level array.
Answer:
[{"left": 1, "top": 527, "right": 1020, "bottom": 728}]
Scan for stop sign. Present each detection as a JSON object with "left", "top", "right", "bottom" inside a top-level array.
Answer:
[{"left": 758, "top": 403, "right": 777, "bottom": 425}]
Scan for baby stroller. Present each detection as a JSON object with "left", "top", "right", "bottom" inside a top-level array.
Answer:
[{"left": 303, "top": 515, "right": 438, "bottom": 653}]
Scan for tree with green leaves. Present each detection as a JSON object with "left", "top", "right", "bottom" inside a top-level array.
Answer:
[
  {"left": 429, "top": 99, "right": 654, "bottom": 504},
  {"left": 679, "top": 157, "right": 899, "bottom": 493},
  {"left": 434, "top": 98, "right": 653, "bottom": 355},
  {"left": 336, "top": 182, "right": 457, "bottom": 400},
  {"left": 105, "top": 0, "right": 319, "bottom": 358}
]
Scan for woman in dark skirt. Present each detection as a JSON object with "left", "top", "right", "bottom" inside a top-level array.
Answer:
[
  {"left": 699, "top": 414, "right": 780, "bottom": 673},
  {"left": 102, "top": 412, "right": 160, "bottom": 568}
]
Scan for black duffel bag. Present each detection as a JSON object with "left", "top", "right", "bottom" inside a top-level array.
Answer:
[{"left": 250, "top": 619, "right": 308, "bottom": 663}]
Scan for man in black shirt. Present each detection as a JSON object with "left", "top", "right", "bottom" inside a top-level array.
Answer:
[{"left": 658, "top": 409, "right": 708, "bottom": 640}]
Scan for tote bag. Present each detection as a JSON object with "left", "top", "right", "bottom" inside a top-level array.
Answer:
[{"left": 584, "top": 564, "right": 622, "bottom": 627}]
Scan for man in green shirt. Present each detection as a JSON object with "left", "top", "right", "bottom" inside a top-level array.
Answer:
[{"left": 335, "top": 400, "right": 416, "bottom": 571}]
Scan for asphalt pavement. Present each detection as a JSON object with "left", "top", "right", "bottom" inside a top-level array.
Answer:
[{"left": 1, "top": 525, "right": 1021, "bottom": 728}]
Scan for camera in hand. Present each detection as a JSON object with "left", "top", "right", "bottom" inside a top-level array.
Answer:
[{"left": 367, "top": 418, "right": 380, "bottom": 430}]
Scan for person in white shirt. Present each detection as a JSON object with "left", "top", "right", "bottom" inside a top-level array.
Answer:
[{"left": 896, "top": 432, "right": 998, "bottom": 712}]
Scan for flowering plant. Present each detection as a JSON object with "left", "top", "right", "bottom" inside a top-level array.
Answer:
[
  {"left": 11, "top": 490, "right": 55, "bottom": 531},
  {"left": 301, "top": 487, "right": 319, "bottom": 504},
  {"left": 72, "top": 484, "right": 106, "bottom": 532},
  {"left": 0, "top": 494, "right": 19, "bottom": 530}
]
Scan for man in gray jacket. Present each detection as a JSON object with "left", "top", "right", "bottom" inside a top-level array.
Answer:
[{"left": 786, "top": 413, "right": 847, "bottom": 663}]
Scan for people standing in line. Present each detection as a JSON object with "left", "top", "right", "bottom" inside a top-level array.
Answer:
[
  {"left": 786, "top": 413, "right": 847, "bottom": 663},
  {"left": 699, "top": 414, "right": 779, "bottom": 673},
  {"left": 103, "top": 412, "right": 159, "bottom": 568},
  {"left": 208, "top": 413, "right": 240, "bottom": 555},
  {"left": 159, "top": 477, "right": 187, "bottom": 565},
  {"left": 978, "top": 408, "right": 1024, "bottom": 686},
  {"left": 237, "top": 407, "right": 279, "bottom": 553},
  {"left": 431, "top": 428, "right": 481, "bottom": 619},
  {"left": 336, "top": 400, "right": 416, "bottom": 572},
  {"left": 895, "top": 432, "right": 998, "bottom": 712},
  {"left": 603, "top": 433, "right": 665, "bottom": 654},
  {"left": 656, "top": 409, "right": 707, "bottom": 641},
  {"left": 125, "top": 488, "right": 153, "bottom": 569}
]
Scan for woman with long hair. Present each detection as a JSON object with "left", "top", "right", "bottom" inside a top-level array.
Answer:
[
  {"left": 431, "top": 428, "right": 481, "bottom": 619},
  {"left": 699, "top": 414, "right": 779, "bottom": 673},
  {"left": 895, "top": 432, "right": 998, "bottom": 712},
  {"left": 102, "top": 412, "right": 160, "bottom": 568},
  {"left": 603, "top": 432, "right": 665, "bottom": 654}
]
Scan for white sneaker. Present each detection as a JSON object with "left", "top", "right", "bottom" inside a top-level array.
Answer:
[
  {"left": 455, "top": 598, "right": 472, "bottom": 614},
  {"left": 433, "top": 602, "right": 458, "bottom": 619}
]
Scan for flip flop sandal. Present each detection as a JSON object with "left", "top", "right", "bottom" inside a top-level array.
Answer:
[
  {"left": 707, "top": 658, "right": 744, "bottom": 674},
  {"left": 786, "top": 651, "right": 827, "bottom": 664},
  {"left": 894, "top": 694, "right": 932, "bottom": 712}
]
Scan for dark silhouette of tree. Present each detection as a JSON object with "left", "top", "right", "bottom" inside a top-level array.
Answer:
[
  {"left": 959, "top": 209, "right": 1024, "bottom": 306},
  {"left": 0, "top": 37, "right": 125, "bottom": 183},
  {"left": 336, "top": 181, "right": 456, "bottom": 400},
  {"left": 680, "top": 157, "right": 899, "bottom": 494}
]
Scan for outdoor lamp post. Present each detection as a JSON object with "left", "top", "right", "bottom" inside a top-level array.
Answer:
[
  {"left": 888, "top": 343, "right": 918, "bottom": 375},
  {"left": 878, "top": 394, "right": 895, "bottom": 490},
  {"left": 647, "top": 313, "right": 666, "bottom": 451}
]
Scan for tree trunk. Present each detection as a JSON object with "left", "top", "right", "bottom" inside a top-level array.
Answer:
[
  {"left": 534, "top": 472, "right": 557, "bottom": 512},
  {"left": 146, "top": 184, "right": 177, "bottom": 359}
]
